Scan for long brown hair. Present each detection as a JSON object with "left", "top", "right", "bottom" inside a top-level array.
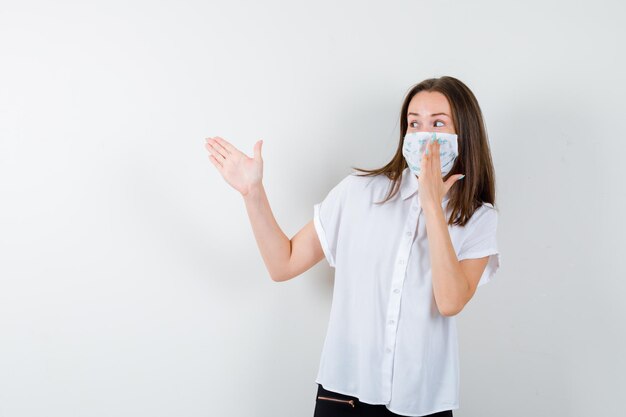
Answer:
[{"left": 351, "top": 76, "right": 497, "bottom": 227}]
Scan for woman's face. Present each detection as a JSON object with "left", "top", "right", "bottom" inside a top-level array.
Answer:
[{"left": 406, "top": 91, "right": 456, "bottom": 135}]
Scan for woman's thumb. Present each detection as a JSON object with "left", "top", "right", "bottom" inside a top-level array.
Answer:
[{"left": 254, "top": 139, "right": 263, "bottom": 160}]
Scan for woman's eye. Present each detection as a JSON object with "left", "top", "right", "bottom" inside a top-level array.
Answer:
[
  {"left": 434, "top": 120, "right": 444, "bottom": 127},
  {"left": 409, "top": 121, "right": 418, "bottom": 128}
]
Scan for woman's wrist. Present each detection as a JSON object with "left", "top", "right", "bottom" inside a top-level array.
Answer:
[{"left": 242, "top": 182, "right": 264, "bottom": 201}]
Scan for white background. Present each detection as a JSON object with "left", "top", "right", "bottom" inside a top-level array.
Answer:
[{"left": 1, "top": 1, "right": 624, "bottom": 416}]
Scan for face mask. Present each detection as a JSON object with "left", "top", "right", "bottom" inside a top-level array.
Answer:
[{"left": 402, "top": 131, "right": 459, "bottom": 177}]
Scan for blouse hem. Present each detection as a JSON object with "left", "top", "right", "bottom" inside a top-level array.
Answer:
[
  {"left": 457, "top": 248, "right": 499, "bottom": 260},
  {"left": 313, "top": 203, "right": 336, "bottom": 267}
]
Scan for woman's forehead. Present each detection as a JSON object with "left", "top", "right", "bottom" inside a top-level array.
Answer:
[{"left": 407, "top": 91, "right": 451, "bottom": 116}]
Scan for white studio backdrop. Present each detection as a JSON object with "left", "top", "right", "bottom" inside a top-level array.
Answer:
[{"left": 1, "top": 0, "right": 624, "bottom": 416}]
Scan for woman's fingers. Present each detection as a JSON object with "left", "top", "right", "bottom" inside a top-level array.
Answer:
[
  {"left": 208, "top": 153, "right": 224, "bottom": 172},
  {"left": 422, "top": 138, "right": 441, "bottom": 176},
  {"left": 206, "top": 138, "right": 229, "bottom": 158},
  {"left": 421, "top": 139, "right": 431, "bottom": 172},
  {"left": 431, "top": 138, "right": 441, "bottom": 175},
  {"left": 205, "top": 140, "right": 227, "bottom": 162},
  {"left": 213, "top": 136, "right": 238, "bottom": 155}
]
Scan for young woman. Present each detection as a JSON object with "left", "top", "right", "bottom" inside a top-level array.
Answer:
[{"left": 204, "top": 76, "right": 500, "bottom": 417}]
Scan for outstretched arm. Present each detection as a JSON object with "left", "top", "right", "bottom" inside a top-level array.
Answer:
[{"left": 205, "top": 136, "right": 324, "bottom": 282}]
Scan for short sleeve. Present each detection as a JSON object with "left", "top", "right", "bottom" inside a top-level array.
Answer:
[
  {"left": 313, "top": 174, "right": 353, "bottom": 268},
  {"left": 457, "top": 204, "right": 501, "bottom": 288}
]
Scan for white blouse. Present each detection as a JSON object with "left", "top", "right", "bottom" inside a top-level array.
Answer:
[{"left": 312, "top": 166, "right": 501, "bottom": 416}]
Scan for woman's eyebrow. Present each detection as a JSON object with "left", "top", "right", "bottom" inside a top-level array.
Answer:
[{"left": 408, "top": 112, "right": 450, "bottom": 117}]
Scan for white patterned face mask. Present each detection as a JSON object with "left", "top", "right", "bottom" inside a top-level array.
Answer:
[{"left": 402, "top": 131, "right": 459, "bottom": 177}]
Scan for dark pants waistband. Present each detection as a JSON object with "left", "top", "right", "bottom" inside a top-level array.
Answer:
[{"left": 313, "top": 384, "right": 454, "bottom": 417}]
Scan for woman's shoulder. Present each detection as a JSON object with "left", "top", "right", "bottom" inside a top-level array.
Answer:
[
  {"left": 464, "top": 201, "right": 498, "bottom": 229},
  {"left": 477, "top": 201, "right": 497, "bottom": 214},
  {"left": 326, "top": 170, "right": 403, "bottom": 208},
  {"left": 345, "top": 169, "right": 392, "bottom": 190},
  {"left": 321, "top": 170, "right": 367, "bottom": 202}
]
